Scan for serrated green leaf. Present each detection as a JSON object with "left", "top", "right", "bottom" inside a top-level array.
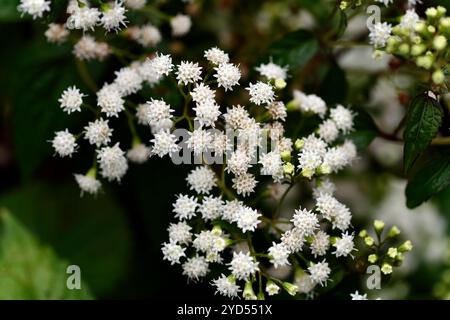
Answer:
[
  {"left": 268, "top": 30, "right": 319, "bottom": 70},
  {"left": 403, "top": 94, "right": 443, "bottom": 172},
  {"left": 0, "top": 208, "right": 93, "bottom": 299},
  {"left": 405, "top": 148, "right": 450, "bottom": 208}
]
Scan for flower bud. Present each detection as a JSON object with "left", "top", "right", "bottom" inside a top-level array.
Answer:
[
  {"left": 398, "top": 240, "right": 413, "bottom": 252},
  {"left": 368, "top": 254, "right": 378, "bottom": 264},
  {"left": 301, "top": 168, "right": 314, "bottom": 179},
  {"left": 427, "top": 25, "right": 436, "bottom": 34},
  {"left": 432, "top": 70, "right": 445, "bottom": 85},
  {"left": 414, "top": 21, "right": 427, "bottom": 34},
  {"left": 317, "top": 164, "right": 331, "bottom": 175},
  {"left": 294, "top": 138, "right": 304, "bottom": 150},
  {"left": 283, "top": 163, "right": 295, "bottom": 176},
  {"left": 426, "top": 7, "right": 438, "bottom": 19},
  {"left": 265, "top": 280, "right": 280, "bottom": 296},
  {"left": 433, "top": 35, "right": 447, "bottom": 51},
  {"left": 373, "top": 220, "right": 385, "bottom": 233},
  {"left": 243, "top": 281, "right": 257, "bottom": 300},
  {"left": 286, "top": 100, "right": 299, "bottom": 111},
  {"left": 411, "top": 44, "right": 426, "bottom": 56},
  {"left": 387, "top": 225, "right": 401, "bottom": 238},
  {"left": 387, "top": 247, "right": 398, "bottom": 259},
  {"left": 381, "top": 263, "right": 393, "bottom": 275},
  {"left": 364, "top": 236, "right": 375, "bottom": 247},
  {"left": 282, "top": 282, "right": 299, "bottom": 296},
  {"left": 274, "top": 79, "right": 287, "bottom": 90},
  {"left": 359, "top": 229, "right": 368, "bottom": 238},
  {"left": 281, "top": 150, "right": 291, "bottom": 162},
  {"left": 398, "top": 43, "right": 410, "bottom": 55}
]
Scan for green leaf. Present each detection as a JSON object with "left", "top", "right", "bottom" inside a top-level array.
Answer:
[
  {"left": 0, "top": 0, "right": 21, "bottom": 22},
  {"left": 0, "top": 208, "right": 93, "bottom": 299},
  {"left": 318, "top": 62, "right": 348, "bottom": 105},
  {"left": 0, "top": 182, "right": 132, "bottom": 297},
  {"left": 344, "top": 108, "right": 378, "bottom": 150},
  {"left": 268, "top": 30, "right": 319, "bottom": 70},
  {"left": 405, "top": 148, "right": 450, "bottom": 208},
  {"left": 403, "top": 94, "right": 443, "bottom": 172}
]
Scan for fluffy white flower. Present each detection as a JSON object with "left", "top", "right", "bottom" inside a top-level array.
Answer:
[
  {"left": 235, "top": 206, "right": 261, "bottom": 233},
  {"left": 193, "top": 229, "right": 228, "bottom": 256},
  {"left": 151, "top": 53, "right": 173, "bottom": 77},
  {"left": 146, "top": 99, "right": 174, "bottom": 125},
  {"left": 375, "top": 0, "right": 393, "bottom": 6},
  {"left": 223, "top": 105, "right": 252, "bottom": 129},
  {"left": 400, "top": 9, "right": 420, "bottom": 31},
  {"left": 228, "top": 252, "right": 259, "bottom": 281},
  {"left": 191, "top": 83, "right": 215, "bottom": 105},
  {"left": 171, "top": 14, "right": 191, "bottom": 36},
  {"left": 186, "top": 129, "right": 213, "bottom": 155},
  {"left": 350, "top": 291, "right": 368, "bottom": 300},
  {"left": 232, "top": 172, "right": 257, "bottom": 197},
  {"left": 214, "top": 63, "right": 241, "bottom": 91},
  {"left": 256, "top": 61, "right": 288, "bottom": 80},
  {"left": 176, "top": 61, "right": 202, "bottom": 85},
  {"left": 127, "top": 143, "right": 151, "bottom": 163},
  {"left": 45, "top": 23, "right": 69, "bottom": 43},
  {"left": 199, "top": 196, "right": 223, "bottom": 221},
  {"left": 323, "top": 140, "right": 357, "bottom": 173},
  {"left": 293, "top": 91, "right": 327, "bottom": 117},
  {"left": 51, "top": 129, "right": 77, "bottom": 157},
  {"left": 291, "top": 208, "right": 319, "bottom": 237},
  {"left": 150, "top": 130, "right": 180, "bottom": 157},
  {"left": 316, "top": 193, "right": 352, "bottom": 231},
  {"left": 212, "top": 274, "right": 241, "bottom": 298},
  {"left": 212, "top": 132, "right": 231, "bottom": 156},
  {"left": 186, "top": 166, "right": 217, "bottom": 194},
  {"left": 125, "top": 0, "right": 145, "bottom": 9},
  {"left": 267, "top": 101, "right": 287, "bottom": 121},
  {"left": 281, "top": 228, "right": 305, "bottom": 253},
  {"left": 330, "top": 105, "right": 354, "bottom": 133},
  {"left": 265, "top": 282, "right": 280, "bottom": 296},
  {"left": 193, "top": 101, "right": 221, "bottom": 127},
  {"left": 182, "top": 255, "right": 209, "bottom": 281},
  {"left": 84, "top": 118, "right": 113, "bottom": 147},
  {"left": 137, "top": 24, "right": 162, "bottom": 47},
  {"left": 101, "top": 1, "right": 127, "bottom": 32},
  {"left": 318, "top": 119, "right": 339, "bottom": 143},
  {"left": 247, "top": 82, "right": 275, "bottom": 105},
  {"left": 18, "top": 0, "right": 50, "bottom": 19},
  {"left": 268, "top": 242, "right": 290, "bottom": 268},
  {"left": 114, "top": 67, "right": 142, "bottom": 96},
  {"left": 295, "top": 273, "right": 316, "bottom": 294},
  {"left": 73, "top": 36, "right": 110, "bottom": 61},
  {"left": 173, "top": 194, "right": 198, "bottom": 220},
  {"left": 222, "top": 200, "right": 244, "bottom": 222},
  {"left": 168, "top": 221, "right": 192, "bottom": 245},
  {"left": 74, "top": 173, "right": 102, "bottom": 196},
  {"left": 66, "top": 6, "right": 101, "bottom": 31},
  {"left": 259, "top": 151, "right": 283, "bottom": 178},
  {"left": 97, "top": 84, "right": 124, "bottom": 117},
  {"left": 226, "top": 149, "right": 252, "bottom": 176},
  {"left": 407, "top": 0, "right": 422, "bottom": 7},
  {"left": 311, "top": 230, "right": 330, "bottom": 257},
  {"left": 204, "top": 47, "right": 230, "bottom": 65},
  {"left": 308, "top": 260, "right": 331, "bottom": 286},
  {"left": 97, "top": 143, "right": 129, "bottom": 182},
  {"left": 161, "top": 242, "right": 185, "bottom": 265},
  {"left": 58, "top": 86, "right": 85, "bottom": 114},
  {"left": 312, "top": 178, "right": 336, "bottom": 199},
  {"left": 333, "top": 232, "right": 355, "bottom": 257},
  {"left": 369, "top": 22, "right": 392, "bottom": 48}
]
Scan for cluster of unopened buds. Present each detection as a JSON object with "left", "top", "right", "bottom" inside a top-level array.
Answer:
[{"left": 369, "top": 5, "right": 449, "bottom": 88}]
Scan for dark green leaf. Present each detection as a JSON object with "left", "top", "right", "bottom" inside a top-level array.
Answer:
[
  {"left": 405, "top": 148, "right": 450, "bottom": 208},
  {"left": 403, "top": 94, "right": 443, "bottom": 172},
  {"left": 344, "top": 108, "right": 378, "bottom": 150},
  {"left": 0, "top": 208, "right": 93, "bottom": 299},
  {"left": 318, "top": 62, "right": 348, "bottom": 104},
  {"left": 268, "top": 30, "right": 319, "bottom": 70},
  {"left": 0, "top": 182, "right": 132, "bottom": 297}
]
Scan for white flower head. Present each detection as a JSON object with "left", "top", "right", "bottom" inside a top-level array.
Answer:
[
  {"left": 101, "top": 1, "right": 127, "bottom": 32},
  {"left": 97, "top": 83, "right": 125, "bottom": 117},
  {"left": 232, "top": 172, "right": 257, "bottom": 197},
  {"left": 97, "top": 143, "right": 128, "bottom": 182},
  {"left": 18, "top": 0, "right": 50, "bottom": 19},
  {"left": 182, "top": 255, "right": 209, "bottom": 281},
  {"left": 212, "top": 274, "right": 241, "bottom": 298},
  {"left": 235, "top": 206, "right": 261, "bottom": 233},
  {"left": 318, "top": 119, "right": 339, "bottom": 143},
  {"left": 191, "top": 83, "right": 215, "bottom": 105},
  {"left": 247, "top": 82, "right": 275, "bottom": 105},
  {"left": 51, "top": 129, "right": 77, "bottom": 157},
  {"left": 114, "top": 67, "right": 142, "bottom": 96},
  {"left": 308, "top": 260, "right": 331, "bottom": 286},
  {"left": 186, "top": 129, "right": 213, "bottom": 155},
  {"left": 150, "top": 130, "right": 180, "bottom": 157},
  {"left": 176, "top": 61, "right": 202, "bottom": 85},
  {"left": 293, "top": 91, "right": 327, "bottom": 117},
  {"left": 330, "top": 105, "right": 354, "bottom": 133},
  {"left": 186, "top": 166, "right": 217, "bottom": 194},
  {"left": 311, "top": 230, "right": 330, "bottom": 257},
  {"left": 59, "top": 86, "right": 85, "bottom": 114},
  {"left": 214, "top": 63, "right": 241, "bottom": 91},
  {"left": 199, "top": 196, "right": 223, "bottom": 221},
  {"left": 375, "top": 0, "right": 393, "bottom": 7},
  {"left": 259, "top": 151, "right": 283, "bottom": 178},
  {"left": 193, "top": 101, "right": 221, "bottom": 128},
  {"left": 267, "top": 101, "right": 287, "bottom": 121},
  {"left": 66, "top": 6, "right": 101, "bottom": 31},
  {"left": 333, "top": 232, "right": 356, "bottom": 257},
  {"left": 265, "top": 282, "right": 280, "bottom": 296},
  {"left": 350, "top": 290, "right": 368, "bottom": 300},
  {"left": 256, "top": 61, "right": 288, "bottom": 80},
  {"left": 173, "top": 194, "right": 198, "bottom": 220},
  {"left": 171, "top": 14, "right": 191, "bottom": 36},
  {"left": 268, "top": 242, "right": 290, "bottom": 268},
  {"left": 74, "top": 173, "right": 102, "bottom": 196},
  {"left": 168, "top": 221, "right": 192, "bottom": 245},
  {"left": 369, "top": 22, "right": 392, "bottom": 48},
  {"left": 45, "top": 23, "right": 69, "bottom": 43},
  {"left": 291, "top": 208, "right": 319, "bottom": 237},
  {"left": 205, "top": 47, "right": 230, "bottom": 65},
  {"left": 73, "top": 36, "right": 111, "bottom": 61},
  {"left": 162, "top": 242, "right": 185, "bottom": 265},
  {"left": 84, "top": 118, "right": 113, "bottom": 147},
  {"left": 127, "top": 143, "right": 151, "bottom": 163},
  {"left": 228, "top": 251, "right": 259, "bottom": 281},
  {"left": 151, "top": 53, "right": 173, "bottom": 78},
  {"left": 146, "top": 99, "right": 174, "bottom": 125},
  {"left": 400, "top": 9, "right": 420, "bottom": 31},
  {"left": 137, "top": 24, "right": 162, "bottom": 47}
]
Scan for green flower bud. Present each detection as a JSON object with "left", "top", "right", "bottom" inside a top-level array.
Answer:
[
  {"left": 426, "top": 7, "right": 438, "bottom": 19},
  {"left": 211, "top": 225, "right": 223, "bottom": 235},
  {"left": 265, "top": 280, "right": 280, "bottom": 296},
  {"left": 301, "top": 168, "right": 314, "bottom": 179},
  {"left": 432, "top": 70, "right": 445, "bottom": 85},
  {"left": 416, "top": 54, "right": 434, "bottom": 70},
  {"left": 286, "top": 100, "right": 299, "bottom": 111},
  {"left": 294, "top": 138, "right": 304, "bottom": 150},
  {"left": 281, "top": 150, "right": 291, "bottom": 162},
  {"left": 359, "top": 229, "right": 368, "bottom": 238},
  {"left": 316, "top": 164, "right": 331, "bottom": 175},
  {"left": 414, "top": 21, "right": 427, "bottom": 34},
  {"left": 243, "top": 281, "right": 257, "bottom": 300},
  {"left": 257, "top": 291, "right": 265, "bottom": 300},
  {"left": 398, "top": 240, "right": 413, "bottom": 252},
  {"left": 427, "top": 25, "right": 436, "bottom": 34},
  {"left": 381, "top": 263, "right": 393, "bottom": 275},
  {"left": 373, "top": 220, "right": 385, "bottom": 233},
  {"left": 283, "top": 163, "right": 295, "bottom": 176},
  {"left": 433, "top": 35, "right": 447, "bottom": 51},
  {"left": 372, "top": 50, "right": 384, "bottom": 60},
  {"left": 274, "top": 79, "right": 287, "bottom": 89},
  {"left": 387, "top": 225, "right": 401, "bottom": 238},
  {"left": 440, "top": 17, "right": 450, "bottom": 30},
  {"left": 86, "top": 167, "right": 97, "bottom": 178},
  {"left": 282, "top": 282, "right": 299, "bottom": 296},
  {"left": 368, "top": 254, "right": 378, "bottom": 264},
  {"left": 395, "top": 252, "right": 404, "bottom": 263},
  {"left": 398, "top": 43, "right": 410, "bottom": 55},
  {"left": 364, "top": 236, "right": 375, "bottom": 247},
  {"left": 387, "top": 247, "right": 398, "bottom": 259},
  {"left": 340, "top": 1, "right": 348, "bottom": 10},
  {"left": 437, "top": 6, "right": 447, "bottom": 17},
  {"left": 411, "top": 44, "right": 426, "bottom": 56}
]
